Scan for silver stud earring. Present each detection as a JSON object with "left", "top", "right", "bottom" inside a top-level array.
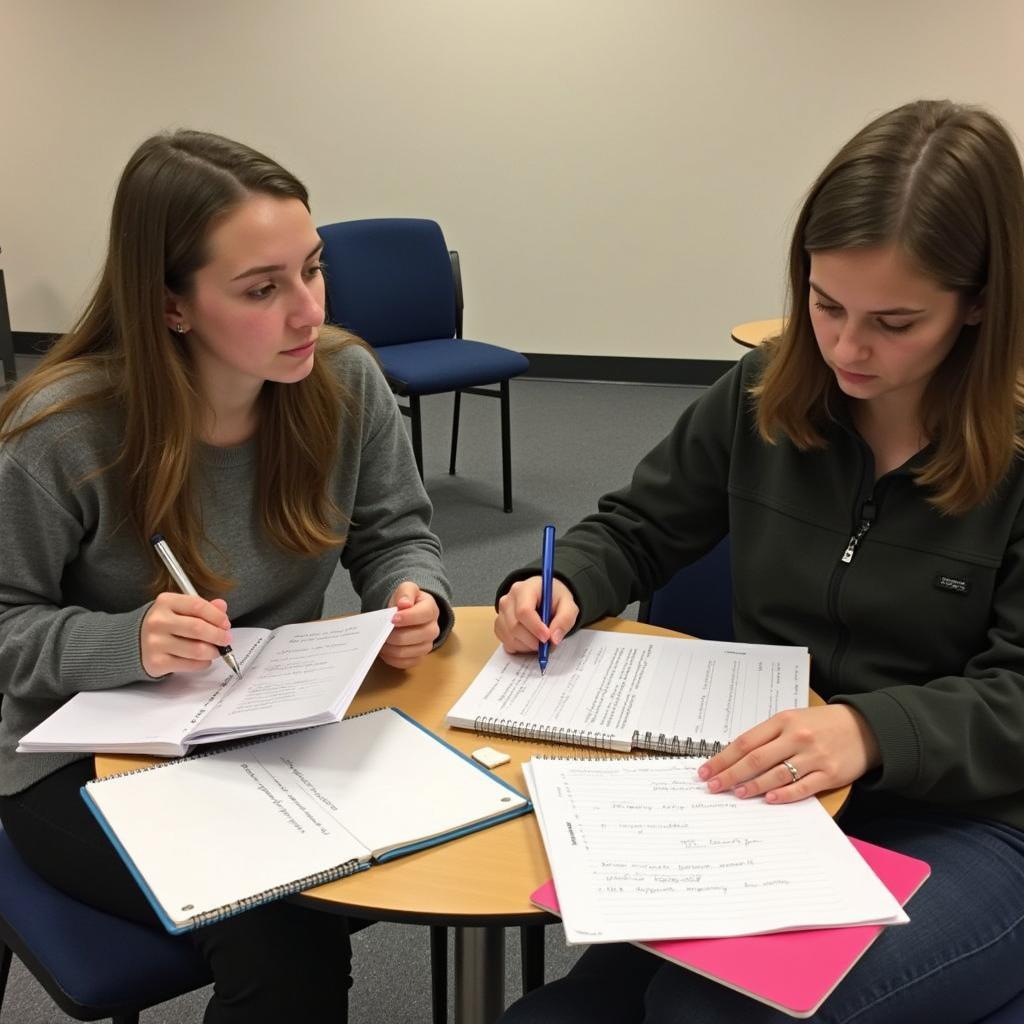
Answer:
[{"left": 175, "top": 323, "right": 186, "bottom": 334}]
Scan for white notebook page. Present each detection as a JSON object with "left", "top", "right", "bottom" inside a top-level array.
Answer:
[
  {"left": 633, "top": 639, "right": 809, "bottom": 750},
  {"left": 526, "top": 757, "right": 905, "bottom": 943},
  {"left": 191, "top": 610, "right": 394, "bottom": 736}
]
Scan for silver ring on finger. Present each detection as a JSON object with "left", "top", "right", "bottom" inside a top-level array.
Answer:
[{"left": 781, "top": 759, "right": 800, "bottom": 784}]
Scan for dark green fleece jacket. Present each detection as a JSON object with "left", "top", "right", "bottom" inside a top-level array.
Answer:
[{"left": 501, "top": 349, "right": 1024, "bottom": 831}]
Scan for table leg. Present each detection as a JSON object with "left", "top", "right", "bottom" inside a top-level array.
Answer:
[{"left": 454, "top": 925, "right": 505, "bottom": 1023}]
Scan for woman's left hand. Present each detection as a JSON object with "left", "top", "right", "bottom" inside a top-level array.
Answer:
[
  {"left": 379, "top": 582, "right": 441, "bottom": 670},
  {"left": 698, "top": 704, "right": 881, "bottom": 803}
]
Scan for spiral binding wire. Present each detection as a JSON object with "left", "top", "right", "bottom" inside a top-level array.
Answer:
[
  {"left": 472, "top": 715, "right": 621, "bottom": 751},
  {"left": 632, "top": 730, "right": 723, "bottom": 757},
  {"left": 186, "top": 857, "right": 364, "bottom": 929}
]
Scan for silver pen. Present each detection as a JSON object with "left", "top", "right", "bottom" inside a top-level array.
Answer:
[{"left": 149, "top": 533, "right": 242, "bottom": 678}]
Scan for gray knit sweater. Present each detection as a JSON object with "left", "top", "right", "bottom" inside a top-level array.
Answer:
[{"left": 0, "top": 343, "right": 452, "bottom": 794}]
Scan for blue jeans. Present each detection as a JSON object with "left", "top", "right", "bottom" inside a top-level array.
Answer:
[{"left": 500, "top": 811, "right": 1024, "bottom": 1024}]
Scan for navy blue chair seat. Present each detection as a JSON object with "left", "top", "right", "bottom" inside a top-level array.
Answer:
[
  {"left": 0, "top": 825, "right": 211, "bottom": 1022},
  {"left": 376, "top": 337, "right": 528, "bottom": 396}
]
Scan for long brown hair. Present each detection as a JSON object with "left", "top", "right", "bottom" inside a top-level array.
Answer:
[
  {"left": 754, "top": 100, "right": 1024, "bottom": 514},
  {"left": 0, "top": 130, "right": 354, "bottom": 594}
]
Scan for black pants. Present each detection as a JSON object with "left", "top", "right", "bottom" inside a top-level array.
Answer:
[{"left": 0, "top": 759, "right": 352, "bottom": 1023}]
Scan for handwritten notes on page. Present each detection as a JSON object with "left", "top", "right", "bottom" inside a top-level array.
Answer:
[
  {"left": 19, "top": 609, "right": 395, "bottom": 756},
  {"left": 632, "top": 638, "right": 808, "bottom": 754},
  {"left": 446, "top": 630, "right": 808, "bottom": 754},
  {"left": 525, "top": 758, "right": 905, "bottom": 943}
]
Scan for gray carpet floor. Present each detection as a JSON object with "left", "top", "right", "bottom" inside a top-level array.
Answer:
[{"left": 1, "top": 359, "right": 704, "bottom": 1023}]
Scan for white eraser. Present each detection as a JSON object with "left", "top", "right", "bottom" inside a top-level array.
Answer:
[{"left": 472, "top": 746, "right": 511, "bottom": 769}]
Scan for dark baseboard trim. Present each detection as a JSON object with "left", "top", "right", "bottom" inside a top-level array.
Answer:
[
  {"left": 521, "top": 353, "right": 733, "bottom": 387},
  {"left": 13, "top": 331, "right": 58, "bottom": 355},
  {"left": 15, "top": 334, "right": 733, "bottom": 387}
]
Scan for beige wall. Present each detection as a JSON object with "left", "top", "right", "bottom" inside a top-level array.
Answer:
[{"left": 2, "top": 0, "right": 1022, "bottom": 361}]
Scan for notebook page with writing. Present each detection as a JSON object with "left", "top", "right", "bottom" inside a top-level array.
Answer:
[
  {"left": 190, "top": 610, "right": 394, "bottom": 739},
  {"left": 83, "top": 722, "right": 374, "bottom": 932},
  {"left": 16, "top": 628, "right": 271, "bottom": 756},
  {"left": 446, "top": 630, "right": 651, "bottom": 749},
  {"left": 525, "top": 758, "right": 905, "bottom": 943},
  {"left": 632, "top": 640, "right": 809, "bottom": 755}
]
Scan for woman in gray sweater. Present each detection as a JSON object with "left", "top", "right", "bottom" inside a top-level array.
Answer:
[{"left": 0, "top": 130, "right": 453, "bottom": 1023}]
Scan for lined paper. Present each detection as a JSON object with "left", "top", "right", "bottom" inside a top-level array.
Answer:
[{"left": 526, "top": 758, "right": 905, "bottom": 943}]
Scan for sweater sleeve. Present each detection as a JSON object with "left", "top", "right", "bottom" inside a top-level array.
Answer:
[
  {"left": 0, "top": 449, "right": 153, "bottom": 701},
  {"left": 495, "top": 355, "right": 747, "bottom": 623},
  {"left": 337, "top": 350, "right": 455, "bottom": 644},
  {"left": 834, "top": 507, "right": 1024, "bottom": 804}
]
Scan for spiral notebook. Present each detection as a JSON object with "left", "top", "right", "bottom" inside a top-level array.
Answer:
[
  {"left": 530, "top": 837, "right": 930, "bottom": 1018},
  {"left": 446, "top": 629, "right": 808, "bottom": 755},
  {"left": 81, "top": 708, "right": 530, "bottom": 934}
]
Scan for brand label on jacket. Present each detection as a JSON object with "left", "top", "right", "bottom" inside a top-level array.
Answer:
[{"left": 934, "top": 573, "right": 969, "bottom": 595}]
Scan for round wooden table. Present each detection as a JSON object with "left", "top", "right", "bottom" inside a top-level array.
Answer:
[
  {"left": 97, "top": 607, "right": 848, "bottom": 1023},
  {"left": 731, "top": 317, "right": 786, "bottom": 348}
]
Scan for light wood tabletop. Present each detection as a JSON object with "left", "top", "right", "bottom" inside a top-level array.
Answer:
[
  {"left": 96, "top": 606, "right": 848, "bottom": 925},
  {"left": 731, "top": 317, "right": 786, "bottom": 348}
]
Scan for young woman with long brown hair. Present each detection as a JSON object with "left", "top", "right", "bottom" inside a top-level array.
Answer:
[
  {"left": 495, "top": 100, "right": 1024, "bottom": 1022},
  {"left": 0, "top": 130, "right": 452, "bottom": 1022}
]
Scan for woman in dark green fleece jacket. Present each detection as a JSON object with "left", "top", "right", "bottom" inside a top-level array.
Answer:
[{"left": 497, "top": 100, "right": 1024, "bottom": 1023}]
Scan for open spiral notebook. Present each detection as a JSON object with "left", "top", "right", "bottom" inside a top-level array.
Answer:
[
  {"left": 447, "top": 628, "right": 808, "bottom": 755},
  {"left": 82, "top": 707, "right": 530, "bottom": 933}
]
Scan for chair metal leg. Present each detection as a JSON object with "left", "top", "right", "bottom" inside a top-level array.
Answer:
[
  {"left": 430, "top": 925, "right": 447, "bottom": 1024},
  {"left": 449, "top": 391, "right": 461, "bottom": 475},
  {"left": 520, "top": 924, "right": 545, "bottom": 994},
  {"left": 500, "top": 379, "right": 513, "bottom": 513},
  {"left": 0, "top": 269, "right": 15, "bottom": 385},
  {"left": 409, "top": 395, "right": 424, "bottom": 480},
  {"left": 0, "top": 939, "right": 11, "bottom": 1010}
]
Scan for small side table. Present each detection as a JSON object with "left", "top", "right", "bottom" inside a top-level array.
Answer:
[{"left": 731, "top": 317, "right": 785, "bottom": 349}]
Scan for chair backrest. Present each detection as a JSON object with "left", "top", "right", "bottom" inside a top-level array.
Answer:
[
  {"left": 318, "top": 219, "right": 457, "bottom": 347},
  {"left": 638, "top": 536, "right": 734, "bottom": 641}
]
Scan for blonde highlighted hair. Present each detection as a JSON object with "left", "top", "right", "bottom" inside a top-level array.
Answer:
[
  {"left": 0, "top": 130, "right": 356, "bottom": 595},
  {"left": 754, "top": 100, "right": 1024, "bottom": 514}
]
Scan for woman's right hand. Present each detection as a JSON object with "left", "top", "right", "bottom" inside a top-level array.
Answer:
[
  {"left": 495, "top": 576, "right": 579, "bottom": 654},
  {"left": 140, "top": 593, "right": 233, "bottom": 677}
]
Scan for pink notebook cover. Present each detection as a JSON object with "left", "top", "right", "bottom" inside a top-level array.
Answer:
[{"left": 530, "top": 837, "right": 929, "bottom": 1019}]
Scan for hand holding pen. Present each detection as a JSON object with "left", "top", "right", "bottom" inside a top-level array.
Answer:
[
  {"left": 493, "top": 523, "right": 580, "bottom": 659},
  {"left": 141, "top": 534, "right": 242, "bottom": 678}
]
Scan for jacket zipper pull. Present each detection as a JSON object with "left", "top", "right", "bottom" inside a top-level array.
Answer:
[{"left": 841, "top": 498, "right": 877, "bottom": 564}]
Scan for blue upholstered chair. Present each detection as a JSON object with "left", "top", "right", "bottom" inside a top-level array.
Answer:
[
  {"left": 638, "top": 536, "right": 734, "bottom": 640},
  {"left": 318, "top": 218, "right": 529, "bottom": 512},
  {"left": 0, "top": 824, "right": 211, "bottom": 1024}
]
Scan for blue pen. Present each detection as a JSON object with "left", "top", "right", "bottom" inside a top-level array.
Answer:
[{"left": 538, "top": 523, "right": 556, "bottom": 674}]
